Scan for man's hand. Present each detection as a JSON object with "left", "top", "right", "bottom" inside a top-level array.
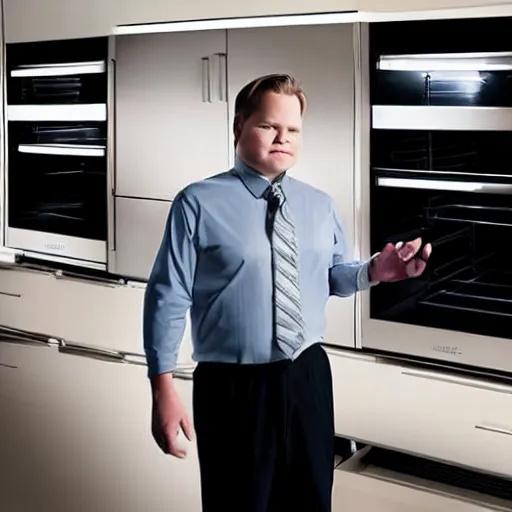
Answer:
[
  {"left": 369, "top": 237, "right": 432, "bottom": 283},
  {"left": 151, "top": 373, "right": 195, "bottom": 459}
]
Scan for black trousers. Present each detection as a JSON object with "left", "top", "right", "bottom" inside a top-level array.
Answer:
[{"left": 193, "top": 344, "right": 335, "bottom": 512}]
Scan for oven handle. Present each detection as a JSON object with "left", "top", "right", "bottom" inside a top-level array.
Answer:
[{"left": 376, "top": 176, "right": 512, "bottom": 195}]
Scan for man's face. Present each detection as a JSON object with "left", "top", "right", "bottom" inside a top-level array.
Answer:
[{"left": 236, "top": 91, "right": 303, "bottom": 179}]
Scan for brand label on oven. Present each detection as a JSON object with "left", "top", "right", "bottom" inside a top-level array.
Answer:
[
  {"left": 45, "top": 243, "right": 66, "bottom": 251},
  {"left": 431, "top": 345, "right": 462, "bottom": 356}
]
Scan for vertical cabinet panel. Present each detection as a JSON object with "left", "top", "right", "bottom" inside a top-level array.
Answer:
[
  {"left": 114, "top": 196, "right": 170, "bottom": 280},
  {"left": 115, "top": 30, "right": 230, "bottom": 201},
  {"left": 227, "top": 25, "right": 356, "bottom": 347}
]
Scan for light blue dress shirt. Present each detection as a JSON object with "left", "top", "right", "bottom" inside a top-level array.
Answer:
[{"left": 143, "top": 157, "right": 371, "bottom": 378}]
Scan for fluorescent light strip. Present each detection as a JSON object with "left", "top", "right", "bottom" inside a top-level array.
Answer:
[
  {"left": 114, "top": 5, "right": 512, "bottom": 36},
  {"left": 18, "top": 144, "right": 106, "bottom": 157},
  {"left": 377, "top": 177, "right": 512, "bottom": 194},
  {"left": 114, "top": 11, "right": 360, "bottom": 35},
  {"left": 378, "top": 52, "right": 512, "bottom": 72},
  {"left": 7, "top": 104, "right": 107, "bottom": 122},
  {"left": 11, "top": 60, "right": 106, "bottom": 78}
]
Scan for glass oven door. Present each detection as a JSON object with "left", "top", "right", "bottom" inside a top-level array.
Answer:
[
  {"left": 361, "top": 128, "right": 512, "bottom": 373},
  {"left": 6, "top": 122, "right": 107, "bottom": 264}
]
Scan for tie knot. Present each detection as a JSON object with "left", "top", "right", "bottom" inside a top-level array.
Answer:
[{"left": 267, "top": 183, "right": 285, "bottom": 207}]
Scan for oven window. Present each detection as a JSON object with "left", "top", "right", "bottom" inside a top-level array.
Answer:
[
  {"left": 372, "top": 130, "right": 512, "bottom": 180},
  {"left": 8, "top": 122, "right": 107, "bottom": 241},
  {"left": 6, "top": 37, "right": 108, "bottom": 106},
  {"left": 372, "top": 70, "right": 512, "bottom": 108},
  {"left": 7, "top": 73, "right": 107, "bottom": 106},
  {"left": 370, "top": 177, "right": 512, "bottom": 341}
]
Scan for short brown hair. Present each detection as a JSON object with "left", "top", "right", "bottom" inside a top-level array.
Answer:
[{"left": 233, "top": 74, "right": 307, "bottom": 147}]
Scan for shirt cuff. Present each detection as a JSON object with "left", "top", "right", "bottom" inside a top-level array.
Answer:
[{"left": 356, "top": 253, "right": 381, "bottom": 291}]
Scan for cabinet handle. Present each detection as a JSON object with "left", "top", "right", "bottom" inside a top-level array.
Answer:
[
  {"left": 201, "top": 57, "right": 212, "bottom": 103},
  {"left": 108, "top": 50, "right": 117, "bottom": 253},
  {"left": 0, "top": 325, "right": 58, "bottom": 347},
  {"left": 59, "top": 343, "right": 125, "bottom": 363},
  {"left": 215, "top": 53, "right": 227, "bottom": 102},
  {"left": 475, "top": 424, "right": 512, "bottom": 437}
]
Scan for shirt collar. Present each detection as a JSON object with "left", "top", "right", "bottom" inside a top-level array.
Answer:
[{"left": 234, "top": 155, "right": 289, "bottom": 199}]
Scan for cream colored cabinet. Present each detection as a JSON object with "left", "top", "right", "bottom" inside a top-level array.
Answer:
[
  {"left": 0, "top": 342, "right": 201, "bottom": 512},
  {"left": 113, "top": 197, "right": 170, "bottom": 280},
  {"left": 115, "top": 29, "right": 230, "bottom": 201},
  {"left": 0, "top": 266, "right": 145, "bottom": 354},
  {"left": 227, "top": 24, "right": 357, "bottom": 348},
  {"left": 0, "top": 342, "right": 64, "bottom": 512},
  {"left": 328, "top": 348, "right": 512, "bottom": 479},
  {"left": 4, "top": 0, "right": 508, "bottom": 44}
]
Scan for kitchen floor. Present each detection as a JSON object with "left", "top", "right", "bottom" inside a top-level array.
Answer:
[{"left": 332, "top": 450, "right": 512, "bottom": 512}]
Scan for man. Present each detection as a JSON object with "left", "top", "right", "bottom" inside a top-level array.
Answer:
[{"left": 144, "top": 74, "right": 431, "bottom": 511}]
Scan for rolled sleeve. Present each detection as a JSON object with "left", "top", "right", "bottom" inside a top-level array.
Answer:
[{"left": 143, "top": 191, "right": 198, "bottom": 379}]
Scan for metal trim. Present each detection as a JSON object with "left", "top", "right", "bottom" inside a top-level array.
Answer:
[
  {"left": 1, "top": 0, "right": 6, "bottom": 249},
  {"left": 353, "top": 22, "right": 370, "bottom": 350},
  {"left": 372, "top": 105, "right": 512, "bottom": 132},
  {"left": 6, "top": 227, "right": 107, "bottom": 264},
  {"left": 7, "top": 103, "right": 107, "bottom": 122}
]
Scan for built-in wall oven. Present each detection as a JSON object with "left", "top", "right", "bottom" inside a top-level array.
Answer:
[
  {"left": 4, "top": 38, "right": 109, "bottom": 269},
  {"left": 360, "top": 17, "right": 512, "bottom": 374}
]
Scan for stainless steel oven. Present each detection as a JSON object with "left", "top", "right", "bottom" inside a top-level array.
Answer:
[
  {"left": 359, "top": 17, "right": 512, "bottom": 374},
  {"left": 5, "top": 38, "right": 109, "bottom": 269}
]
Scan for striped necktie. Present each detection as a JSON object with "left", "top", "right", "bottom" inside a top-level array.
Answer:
[{"left": 267, "top": 182, "right": 305, "bottom": 358}]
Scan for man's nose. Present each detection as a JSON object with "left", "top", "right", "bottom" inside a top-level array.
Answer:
[{"left": 274, "top": 129, "right": 288, "bottom": 143}]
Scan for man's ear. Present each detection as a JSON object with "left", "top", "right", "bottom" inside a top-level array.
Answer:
[{"left": 234, "top": 116, "right": 245, "bottom": 147}]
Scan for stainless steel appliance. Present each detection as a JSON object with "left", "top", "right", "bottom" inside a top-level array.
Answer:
[
  {"left": 4, "top": 38, "right": 109, "bottom": 269},
  {"left": 360, "top": 17, "right": 512, "bottom": 373}
]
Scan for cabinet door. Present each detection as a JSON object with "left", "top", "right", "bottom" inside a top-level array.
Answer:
[
  {"left": 116, "top": 30, "right": 229, "bottom": 201},
  {"left": 227, "top": 25, "right": 356, "bottom": 348},
  {"left": 114, "top": 196, "right": 171, "bottom": 280},
  {"left": 45, "top": 353, "right": 201, "bottom": 511}
]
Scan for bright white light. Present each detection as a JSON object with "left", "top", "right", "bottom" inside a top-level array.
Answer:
[
  {"left": 18, "top": 144, "right": 106, "bottom": 157},
  {"left": 11, "top": 61, "right": 106, "bottom": 77},
  {"left": 379, "top": 52, "right": 512, "bottom": 72},
  {"left": 114, "top": 12, "right": 361, "bottom": 35}
]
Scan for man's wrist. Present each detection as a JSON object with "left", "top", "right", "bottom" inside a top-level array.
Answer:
[{"left": 368, "top": 252, "right": 380, "bottom": 285}]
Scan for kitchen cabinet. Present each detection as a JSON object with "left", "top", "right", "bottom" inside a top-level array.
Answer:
[
  {"left": 0, "top": 341, "right": 201, "bottom": 511},
  {"left": 4, "top": 0, "right": 509, "bottom": 44},
  {"left": 113, "top": 24, "right": 358, "bottom": 348},
  {"left": 328, "top": 347, "right": 512, "bottom": 479},
  {"left": 115, "top": 30, "right": 229, "bottom": 201},
  {"left": 0, "top": 342, "right": 64, "bottom": 511},
  {"left": 227, "top": 24, "right": 357, "bottom": 348},
  {"left": 114, "top": 196, "right": 170, "bottom": 280},
  {"left": 0, "top": 266, "right": 146, "bottom": 354}
]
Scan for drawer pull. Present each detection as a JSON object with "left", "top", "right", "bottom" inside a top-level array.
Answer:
[{"left": 475, "top": 424, "right": 512, "bottom": 437}]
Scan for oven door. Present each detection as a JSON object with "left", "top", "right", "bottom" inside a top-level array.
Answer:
[
  {"left": 6, "top": 122, "right": 107, "bottom": 265},
  {"left": 361, "top": 129, "right": 512, "bottom": 373}
]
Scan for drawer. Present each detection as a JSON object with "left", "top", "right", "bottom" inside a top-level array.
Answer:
[
  {"left": 398, "top": 369, "right": 512, "bottom": 477},
  {"left": 328, "top": 348, "right": 512, "bottom": 478},
  {"left": 0, "top": 267, "right": 55, "bottom": 334},
  {"left": 0, "top": 267, "right": 194, "bottom": 363},
  {"left": 328, "top": 349, "right": 404, "bottom": 445}
]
